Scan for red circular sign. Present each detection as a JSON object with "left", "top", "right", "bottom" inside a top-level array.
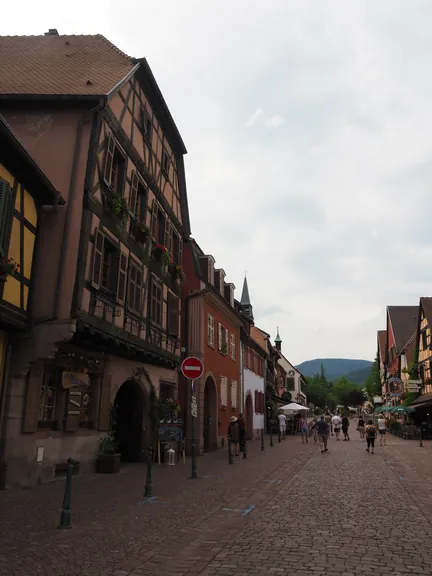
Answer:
[{"left": 181, "top": 357, "right": 204, "bottom": 380}]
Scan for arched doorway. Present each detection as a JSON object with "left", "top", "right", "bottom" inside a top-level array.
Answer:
[
  {"left": 245, "top": 394, "right": 253, "bottom": 440},
  {"left": 203, "top": 377, "right": 217, "bottom": 452},
  {"left": 113, "top": 380, "right": 145, "bottom": 462}
]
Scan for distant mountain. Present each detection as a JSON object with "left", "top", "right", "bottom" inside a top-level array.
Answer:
[{"left": 296, "top": 358, "right": 373, "bottom": 384}]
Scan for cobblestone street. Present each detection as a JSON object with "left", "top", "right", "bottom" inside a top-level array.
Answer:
[{"left": 2, "top": 433, "right": 432, "bottom": 576}]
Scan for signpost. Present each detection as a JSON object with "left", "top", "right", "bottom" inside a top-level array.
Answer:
[{"left": 181, "top": 357, "right": 204, "bottom": 480}]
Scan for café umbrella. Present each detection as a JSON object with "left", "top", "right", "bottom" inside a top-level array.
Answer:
[{"left": 280, "top": 402, "right": 309, "bottom": 412}]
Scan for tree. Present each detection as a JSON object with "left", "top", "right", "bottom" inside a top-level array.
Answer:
[
  {"left": 364, "top": 354, "right": 381, "bottom": 401},
  {"left": 347, "top": 389, "right": 367, "bottom": 407}
]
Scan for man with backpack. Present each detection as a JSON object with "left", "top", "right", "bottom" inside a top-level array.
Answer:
[{"left": 365, "top": 419, "right": 377, "bottom": 454}]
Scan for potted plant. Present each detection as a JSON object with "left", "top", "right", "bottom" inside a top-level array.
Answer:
[
  {"left": 96, "top": 434, "right": 121, "bottom": 473},
  {"left": 168, "top": 263, "right": 185, "bottom": 283},
  {"left": 132, "top": 221, "right": 152, "bottom": 245},
  {"left": 0, "top": 256, "right": 19, "bottom": 282},
  {"left": 106, "top": 190, "right": 128, "bottom": 219},
  {"left": 152, "top": 243, "right": 171, "bottom": 267}
]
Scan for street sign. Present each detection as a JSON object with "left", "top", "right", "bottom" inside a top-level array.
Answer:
[
  {"left": 191, "top": 395, "right": 198, "bottom": 418},
  {"left": 408, "top": 380, "right": 422, "bottom": 385},
  {"left": 181, "top": 357, "right": 204, "bottom": 380}
]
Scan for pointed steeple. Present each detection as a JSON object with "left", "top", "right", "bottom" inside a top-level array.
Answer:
[
  {"left": 275, "top": 327, "right": 282, "bottom": 351},
  {"left": 240, "top": 274, "right": 254, "bottom": 322}
]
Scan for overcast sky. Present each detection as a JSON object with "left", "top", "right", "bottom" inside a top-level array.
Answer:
[{"left": 3, "top": 1, "right": 432, "bottom": 364}]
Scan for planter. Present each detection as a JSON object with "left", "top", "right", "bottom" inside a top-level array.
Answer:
[
  {"left": 106, "top": 190, "right": 128, "bottom": 219},
  {"left": 152, "top": 243, "right": 171, "bottom": 267},
  {"left": 168, "top": 263, "right": 185, "bottom": 284},
  {"left": 0, "top": 257, "right": 19, "bottom": 282},
  {"left": 132, "top": 222, "right": 152, "bottom": 245},
  {"left": 96, "top": 453, "right": 121, "bottom": 474}
]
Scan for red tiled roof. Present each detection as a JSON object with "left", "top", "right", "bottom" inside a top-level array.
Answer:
[{"left": 0, "top": 33, "right": 136, "bottom": 96}]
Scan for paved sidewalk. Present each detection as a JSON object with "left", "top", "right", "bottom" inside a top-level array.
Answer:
[{"left": 2, "top": 434, "right": 432, "bottom": 576}]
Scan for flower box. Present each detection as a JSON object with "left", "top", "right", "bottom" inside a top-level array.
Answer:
[
  {"left": 132, "top": 221, "right": 152, "bottom": 244},
  {"left": 0, "top": 257, "right": 19, "bottom": 282},
  {"left": 152, "top": 243, "right": 172, "bottom": 266},
  {"left": 106, "top": 189, "right": 128, "bottom": 219}
]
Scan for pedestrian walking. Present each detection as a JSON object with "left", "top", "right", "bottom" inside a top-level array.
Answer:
[
  {"left": 357, "top": 415, "right": 365, "bottom": 440},
  {"left": 331, "top": 413, "right": 342, "bottom": 441},
  {"left": 309, "top": 418, "right": 318, "bottom": 443},
  {"left": 299, "top": 416, "right": 309, "bottom": 444},
  {"left": 341, "top": 415, "right": 350, "bottom": 441},
  {"left": 238, "top": 413, "right": 246, "bottom": 452},
  {"left": 278, "top": 411, "right": 287, "bottom": 438},
  {"left": 228, "top": 416, "right": 240, "bottom": 456},
  {"left": 365, "top": 419, "right": 377, "bottom": 454},
  {"left": 316, "top": 415, "right": 330, "bottom": 453},
  {"left": 377, "top": 415, "right": 387, "bottom": 446}
]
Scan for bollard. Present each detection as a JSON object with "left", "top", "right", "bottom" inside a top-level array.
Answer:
[
  {"left": 261, "top": 429, "right": 265, "bottom": 451},
  {"left": 191, "top": 413, "right": 197, "bottom": 479},
  {"left": 243, "top": 435, "right": 248, "bottom": 459},
  {"left": 144, "top": 447, "right": 153, "bottom": 497},
  {"left": 419, "top": 426, "right": 423, "bottom": 448},
  {"left": 228, "top": 435, "right": 233, "bottom": 465},
  {"left": 270, "top": 424, "right": 274, "bottom": 447},
  {"left": 59, "top": 457, "right": 74, "bottom": 529}
]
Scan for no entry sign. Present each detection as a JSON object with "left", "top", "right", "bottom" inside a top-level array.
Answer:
[{"left": 181, "top": 357, "right": 204, "bottom": 380}]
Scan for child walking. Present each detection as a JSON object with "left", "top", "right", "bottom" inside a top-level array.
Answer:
[{"left": 365, "top": 419, "right": 377, "bottom": 454}]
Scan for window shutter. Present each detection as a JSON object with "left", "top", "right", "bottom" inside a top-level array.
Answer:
[
  {"left": 177, "top": 238, "right": 183, "bottom": 266},
  {"left": 167, "top": 293, "right": 179, "bottom": 336},
  {"left": 128, "top": 264, "right": 137, "bottom": 311},
  {"left": 135, "top": 268, "right": 143, "bottom": 316},
  {"left": 98, "top": 373, "right": 112, "bottom": 431},
  {"left": 103, "top": 133, "right": 115, "bottom": 186},
  {"left": 150, "top": 201, "right": 158, "bottom": 238},
  {"left": 164, "top": 222, "right": 173, "bottom": 256},
  {"left": 218, "top": 323, "right": 222, "bottom": 350},
  {"left": 0, "top": 179, "right": 13, "bottom": 257},
  {"left": 23, "top": 359, "right": 44, "bottom": 433},
  {"left": 117, "top": 253, "right": 128, "bottom": 302},
  {"left": 64, "top": 389, "right": 82, "bottom": 432},
  {"left": 129, "top": 171, "right": 139, "bottom": 214},
  {"left": 91, "top": 229, "right": 104, "bottom": 289}
]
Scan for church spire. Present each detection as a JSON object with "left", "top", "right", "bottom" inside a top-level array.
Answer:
[
  {"left": 275, "top": 327, "right": 282, "bottom": 351},
  {"left": 240, "top": 275, "right": 254, "bottom": 322}
]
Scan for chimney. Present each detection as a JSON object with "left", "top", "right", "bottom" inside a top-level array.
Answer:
[{"left": 45, "top": 29, "right": 59, "bottom": 36}]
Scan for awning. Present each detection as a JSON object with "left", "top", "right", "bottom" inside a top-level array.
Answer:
[{"left": 409, "top": 393, "right": 432, "bottom": 408}]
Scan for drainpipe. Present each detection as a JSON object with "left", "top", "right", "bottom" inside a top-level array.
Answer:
[
  {"left": 0, "top": 343, "right": 12, "bottom": 490},
  {"left": 53, "top": 99, "right": 106, "bottom": 319}
]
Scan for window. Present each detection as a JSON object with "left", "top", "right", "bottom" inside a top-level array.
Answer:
[
  {"left": 92, "top": 230, "right": 127, "bottom": 301},
  {"left": 230, "top": 333, "right": 235, "bottom": 360},
  {"left": 150, "top": 278, "right": 162, "bottom": 325},
  {"left": 167, "top": 292, "right": 179, "bottom": 336},
  {"left": 422, "top": 331, "right": 428, "bottom": 351},
  {"left": 39, "top": 368, "right": 57, "bottom": 422},
  {"left": 127, "top": 262, "right": 143, "bottom": 315},
  {"left": 103, "top": 134, "right": 126, "bottom": 195},
  {"left": 220, "top": 376, "right": 228, "bottom": 407},
  {"left": 162, "top": 148, "right": 170, "bottom": 176},
  {"left": 141, "top": 107, "right": 153, "bottom": 146},
  {"left": 231, "top": 380, "right": 237, "bottom": 409},
  {"left": 218, "top": 323, "right": 228, "bottom": 354},
  {"left": 150, "top": 201, "right": 166, "bottom": 246},
  {"left": 172, "top": 230, "right": 183, "bottom": 265},
  {"left": 129, "top": 171, "right": 147, "bottom": 221},
  {"left": 286, "top": 377, "right": 295, "bottom": 391},
  {"left": 208, "top": 314, "right": 215, "bottom": 347}
]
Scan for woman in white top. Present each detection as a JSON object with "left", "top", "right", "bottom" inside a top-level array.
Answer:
[{"left": 377, "top": 416, "right": 387, "bottom": 446}]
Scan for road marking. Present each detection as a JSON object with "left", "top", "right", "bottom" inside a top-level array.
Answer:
[
  {"left": 262, "top": 479, "right": 282, "bottom": 484},
  {"left": 242, "top": 505, "right": 255, "bottom": 516},
  {"left": 137, "top": 496, "right": 169, "bottom": 506}
]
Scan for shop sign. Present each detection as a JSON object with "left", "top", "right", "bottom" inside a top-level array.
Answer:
[{"left": 62, "top": 371, "right": 89, "bottom": 389}]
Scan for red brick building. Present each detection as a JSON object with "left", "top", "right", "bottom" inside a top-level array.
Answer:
[{"left": 180, "top": 239, "right": 242, "bottom": 454}]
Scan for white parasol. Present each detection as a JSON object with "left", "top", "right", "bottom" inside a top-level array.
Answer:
[{"left": 280, "top": 402, "right": 309, "bottom": 412}]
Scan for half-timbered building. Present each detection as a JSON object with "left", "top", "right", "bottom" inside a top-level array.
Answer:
[{"left": 0, "top": 31, "right": 190, "bottom": 486}]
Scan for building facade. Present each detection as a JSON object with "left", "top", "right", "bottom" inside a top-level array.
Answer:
[
  {"left": 0, "top": 115, "right": 64, "bottom": 488},
  {"left": 180, "top": 240, "right": 241, "bottom": 454},
  {"left": 0, "top": 32, "right": 189, "bottom": 486},
  {"left": 274, "top": 329, "right": 307, "bottom": 406}
]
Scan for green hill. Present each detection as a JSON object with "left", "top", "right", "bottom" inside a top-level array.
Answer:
[{"left": 296, "top": 358, "right": 372, "bottom": 384}]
